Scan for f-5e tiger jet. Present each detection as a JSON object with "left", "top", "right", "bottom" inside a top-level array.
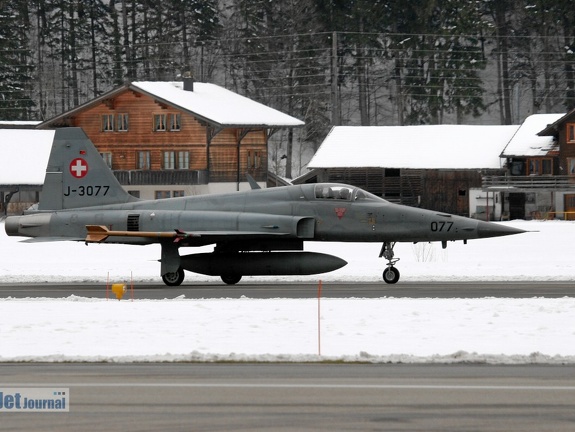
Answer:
[{"left": 5, "top": 128, "right": 525, "bottom": 286}]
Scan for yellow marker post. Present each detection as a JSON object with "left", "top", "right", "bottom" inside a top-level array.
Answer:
[{"left": 111, "top": 283, "right": 127, "bottom": 300}]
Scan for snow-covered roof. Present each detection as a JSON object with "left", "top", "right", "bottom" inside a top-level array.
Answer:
[
  {"left": 131, "top": 81, "right": 305, "bottom": 127},
  {"left": 308, "top": 125, "right": 519, "bottom": 170},
  {"left": 0, "top": 129, "right": 54, "bottom": 185},
  {"left": 0, "top": 121, "right": 41, "bottom": 127},
  {"left": 500, "top": 113, "right": 564, "bottom": 157}
]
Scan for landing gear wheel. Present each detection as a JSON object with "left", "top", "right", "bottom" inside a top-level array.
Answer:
[
  {"left": 162, "top": 268, "right": 185, "bottom": 286},
  {"left": 383, "top": 266, "right": 400, "bottom": 284},
  {"left": 221, "top": 274, "right": 242, "bottom": 285},
  {"left": 380, "top": 242, "right": 401, "bottom": 284}
]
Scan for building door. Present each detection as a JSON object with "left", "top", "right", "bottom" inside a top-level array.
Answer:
[
  {"left": 508, "top": 193, "right": 526, "bottom": 220},
  {"left": 564, "top": 194, "right": 575, "bottom": 220},
  {"left": 456, "top": 185, "right": 468, "bottom": 217}
]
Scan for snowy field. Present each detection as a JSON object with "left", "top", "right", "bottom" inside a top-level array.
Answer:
[{"left": 1, "top": 219, "right": 575, "bottom": 364}]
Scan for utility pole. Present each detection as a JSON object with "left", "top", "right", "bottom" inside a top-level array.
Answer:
[{"left": 331, "top": 31, "right": 340, "bottom": 126}]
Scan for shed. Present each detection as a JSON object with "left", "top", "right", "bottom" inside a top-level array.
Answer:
[
  {"left": 0, "top": 129, "right": 54, "bottom": 214},
  {"left": 305, "top": 125, "right": 518, "bottom": 215}
]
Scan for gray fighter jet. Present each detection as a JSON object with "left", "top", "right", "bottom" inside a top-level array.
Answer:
[{"left": 5, "top": 128, "right": 525, "bottom": 286}]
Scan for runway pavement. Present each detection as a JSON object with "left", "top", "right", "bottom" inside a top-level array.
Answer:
[
  {"left": 1, "top": 280, "right": 574, "bottom": 298},
  {"left": 1, "top": 363, "right": 575, "bottom": 431},
  {"left": 2, "top": 282, "right": 574, "bottom": 430}
]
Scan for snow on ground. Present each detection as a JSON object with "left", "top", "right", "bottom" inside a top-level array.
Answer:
[
  {"left": 1, "top": 219, "right": 575, "bottom": 364},
  {"left": 2, "top": 296, "right": 574, "bottom": 364}
]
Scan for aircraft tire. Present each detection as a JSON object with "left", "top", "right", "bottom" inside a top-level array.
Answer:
[
  {"left": 382, "top": 266, "right": 400, "bottom": 284},
  {"left": 162, "top": 268, "right": 185, "bottom": 286},
  {"left": 221, "top": 274, "right": 242, "bottom": 285}
]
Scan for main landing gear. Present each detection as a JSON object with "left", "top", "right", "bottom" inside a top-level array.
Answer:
[
  {"left": 221, "top": 274, "right": 242, "bottom": 285},
  {"left": 162, "top": 267, "right": 185, "bottom": 286},
  {"left": 380, "top": 242, "right": 400, "bottom": 284},
  {"left": 161, "top": 268, "right": 243, "bottom": 286}
]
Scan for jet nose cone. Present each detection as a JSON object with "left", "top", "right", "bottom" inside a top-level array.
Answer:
[{"left": 476, "top": 221, "right": 526, "bottom": 239}]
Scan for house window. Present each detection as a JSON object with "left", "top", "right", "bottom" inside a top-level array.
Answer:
[
  {"left": 170, "top": 113, "right": 181, "bottom": 131},
  {"left": 117, "top": 113, "right": 129, "bottom": 131},
  {"left": 248, "top": 150, "right": 261, "bottom": 169},
  {"left": 173, "top": 190, "right": 185, "bottom": 198},
  {"left": 163, "top": 151, "right": 175, "bottom": 169},
  {"left": 528, "top": 158, "right": 553, "bottom": 175},
  {"left": 528, "top": 159, "right": 540, "bottom": 175},
  {"left": 128, "top": 190, "right": 140, "bottom": 198},
  {"left": 541, "top": 159, "right": 552, "bottom": 175},
  {"left": 510, "top": 160, "right": 525, "bottom": 176},
  {"left": 102, "top": 114, "right": 114, "bottom": 132},
  {"left": 568, "top": 124, "right": 575, "bottom": 143},
  {"left": 568, "top": 158, "right": 575, "bottom": 176},
  {"left": 154, "top": 114, "right": 167, "bottom": 131},
  {"left": 100, "top": 152, "right": 113, "bottom": 168},
  {"left": 155, "top": 191, "right": 171, "bottom": 199},
  {"left": 177, "top": 151, "right": 189, "bottom": 169},
  {"left": 137, "top": 151, "right": 151, "bottom": 169},
  {"left": 163, "top": 151, "right": 189, "bottom": 169}
]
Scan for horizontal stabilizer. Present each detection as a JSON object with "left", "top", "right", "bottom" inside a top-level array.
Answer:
[
  {"left": 246, "top": 173, "right": 261, "bottom": 190},
  {"left": 21, "top": 237, "right": 84, "bottom": 243}
]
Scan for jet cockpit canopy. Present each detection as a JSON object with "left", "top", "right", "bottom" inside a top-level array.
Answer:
[{"left": 313, "top": 184, "right": 387, "bottom": 202}]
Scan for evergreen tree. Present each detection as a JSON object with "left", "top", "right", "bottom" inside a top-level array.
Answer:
[
  {"left": 108, "top": 0, "right": 125, "bottom": 85},
  {"left": 85, "top": 0, "right": 112, "bottom": 96},
  {"left": 0, "top": 2, "right": 35, "bottom": 120},
  {"left": 39, "top": 0, "right": 94, "bottom": 111},
  {"left": 553, "top": 0, "right": 575, "bottom": 110},
  {"left": 171, "top": 0, "right": 221, "bottom": 80},
  {"left": 6, "top": 0, "right": 575, "bottom": 128},
  {"left": 274, "top": 0, "right": 331, "bottom": 176},
  {"left": 384, "top": 0, "right": 488, "bottom": 125},
  {"left": 315, "top": 0, "right": 388, "bottom": 126},
  {"left": 510, "top": 0, "right": 562, "bottom": 116},
  {"left": 222, "top": 0, "right": 329, "bottom": 177},
  {"left": 221, "top": 0, "right": 274, "bottom": 99},
  {"left": 481, "top": 0, "right": 516, "bottom": 124}
]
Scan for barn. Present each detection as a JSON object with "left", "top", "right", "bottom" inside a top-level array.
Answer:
[
  {"left": 303, "top": 125, "right": 519, "bottom": 216},
  {"left": 0, "top": 129, "right": 54, "bottom": 215}
]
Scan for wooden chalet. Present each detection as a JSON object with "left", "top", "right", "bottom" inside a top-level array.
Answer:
[
  {"left": 538, "top": 109, "right": 575, "bottom": 175},
  {"left": 38, "top": 78, "right": 303, "bottom": 199},
  {"left": 302, "top": 125, "right": 518, "bottom": 217},
  {"left": 489, "top": 111, "right": 575, "bottom": 220}
]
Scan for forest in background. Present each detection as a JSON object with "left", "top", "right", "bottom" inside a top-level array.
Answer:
[{"left": 1, "top": 0, "right": 575, "bottom": 177}]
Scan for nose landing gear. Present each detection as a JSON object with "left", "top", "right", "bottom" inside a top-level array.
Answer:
[{"left": 380, "top": 242, "right": 400, "bottom": 284}]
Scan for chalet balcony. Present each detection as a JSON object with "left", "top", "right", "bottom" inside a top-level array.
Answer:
[
  {"left": 482, "top": 175, "right": 575, "bottom": 192},
  {"left": 113, "top": 170, "right": 209, "bottom": 186}
]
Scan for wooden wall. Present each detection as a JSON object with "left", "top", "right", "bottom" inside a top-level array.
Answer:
[
  {"left": 559, "top": 121, "right": 575, "bottom": 174},
  {"left": 69, "top": 90, "right": 268, "bottom": 183},
  {"left": 421, "top": 170, "right": 484, "bottom": 216},
  {"left": 210, "top": 129, "right": 267, "bottom": 182},
  {"left": 323, "top": 167, "right": 500, "bottom": 216}
]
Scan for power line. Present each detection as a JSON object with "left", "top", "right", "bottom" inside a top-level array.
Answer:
[{"left": 2, "top": 29, "right": 573, "bottom": 123}]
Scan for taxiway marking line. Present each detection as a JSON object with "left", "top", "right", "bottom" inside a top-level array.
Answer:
[{"left": 7, "top": 383, "right": 575, "bottom": 391}]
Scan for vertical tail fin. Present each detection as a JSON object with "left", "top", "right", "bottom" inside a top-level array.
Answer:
[{"left": 38, "top": 128, "right": 138, "bottom": 210}]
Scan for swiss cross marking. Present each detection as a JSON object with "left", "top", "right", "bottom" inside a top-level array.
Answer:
[
  {"left": 334, "top": 207, "right": 347, "bottom": 219},
  {"left": 70, "top": 158, "right": 89, "bottom": 179}
]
